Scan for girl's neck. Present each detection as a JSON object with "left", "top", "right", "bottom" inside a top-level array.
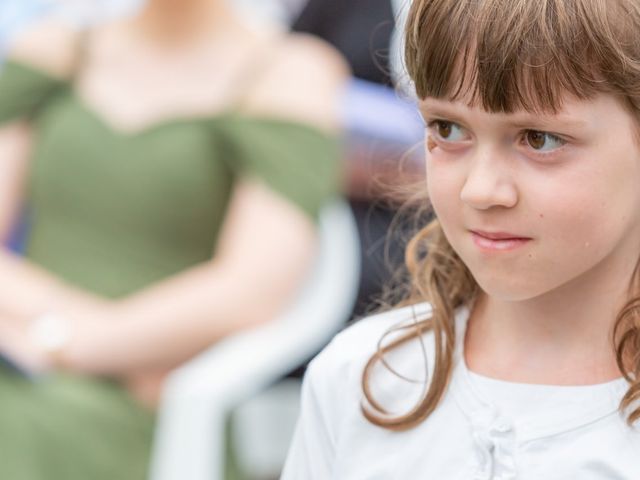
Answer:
[
  {"left": 131, "top": 0, "right": 237, "bottom": 45},
  {"left": 465, "top": 253, "right": 635, "bottom": 385}
]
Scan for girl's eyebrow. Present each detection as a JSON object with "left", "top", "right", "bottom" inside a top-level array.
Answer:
[
  {"left": 418, "top": 103, "right": 467, "bottom": 124},
  {"left": 419, "top": 101, "right": 589, "bottom": 131},
  {"left": 507, "top": 115, "right": 589, "bottom": 131}
]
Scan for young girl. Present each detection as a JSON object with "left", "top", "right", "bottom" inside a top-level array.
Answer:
[{"left": 282, "top": 0, "right": 640, "bottom": 478}]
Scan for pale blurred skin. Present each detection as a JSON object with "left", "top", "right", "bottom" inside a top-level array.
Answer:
[
  {"left": 420, "top": 93, "right": 640, "bottom": 386},
  {"left": 0, "top": 0, "right": 349, "bottom": 406}
]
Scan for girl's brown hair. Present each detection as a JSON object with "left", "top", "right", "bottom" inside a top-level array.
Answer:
[{"left": 362, "top": 0, "right": 640, "bottom": 430}]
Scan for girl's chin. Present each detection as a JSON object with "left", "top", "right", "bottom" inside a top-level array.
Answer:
[{"left": 473, "top": 276, "right": 552, "bottom": 303}]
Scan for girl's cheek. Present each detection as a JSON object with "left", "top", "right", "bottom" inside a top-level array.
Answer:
[
  {"left": 428, "top": 160, "right": 460, "bottom": 198},
  {"left": 427, "top": 177, "right": 452, "bottom": 220}
]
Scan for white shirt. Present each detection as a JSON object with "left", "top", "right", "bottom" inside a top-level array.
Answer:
[{"left": 281, "top": 303, "right": 640, "bottom": 479}]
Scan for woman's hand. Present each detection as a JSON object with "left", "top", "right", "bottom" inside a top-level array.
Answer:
[
  {"left": 0, "top": 305, "right": 114, "bottom": 377},
  {"left": 0, "top": 315, "right": 50, "bottom": 375},
  {"left": 0, "top": 249, "right": 113, "bottom": 322}
]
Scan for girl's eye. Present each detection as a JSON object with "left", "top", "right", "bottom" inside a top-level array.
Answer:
[
  {"left": 428, "top": 120, "right": 467, "bottom": 142},
  {"left": 524, "top": 130, "right": 565, "bottom": 152}
]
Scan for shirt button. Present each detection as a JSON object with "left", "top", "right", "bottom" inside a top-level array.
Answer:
[{"left": 494, "top": 420, "right": 513, "bottom": 433}]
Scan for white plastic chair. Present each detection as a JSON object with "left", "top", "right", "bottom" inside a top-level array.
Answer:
[{"left": 149, "top": 199, "right": 361, "bottom": 480}]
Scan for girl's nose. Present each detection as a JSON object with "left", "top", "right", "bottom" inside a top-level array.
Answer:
[{"left": 459, "top": 148, "right": 518, "bottom": 210}]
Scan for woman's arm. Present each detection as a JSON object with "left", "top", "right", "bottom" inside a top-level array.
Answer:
[
  {"left": 0, "top": 178, "right": 316, "bottom": 377},
  {"left": 0, "top": 18, "right": 112, "bottom": 318},
  {"left": 64, "top": 178, "right": 317, "bottom": 374},
  {"left": 0, "top": 121, "right": 117, "bottom": 372},
  {"left": 0, "top": 120, "right": 112, "bottom": 318},
  {"left": 0, "top": 123, "right": 30, "bottom": 236},
  {"left": 0, "top": 122, "right": 117, "bottom": 372}
]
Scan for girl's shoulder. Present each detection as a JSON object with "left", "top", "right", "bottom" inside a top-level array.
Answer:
[
  {"left": 299, "top": 302, "right": 440, "bottom": 429},
  {"left": 336, "top": 302, "right": 433, "bottom": 351},
  {"left": 309, "top": 302, "right": 434, "bottom": 381}
]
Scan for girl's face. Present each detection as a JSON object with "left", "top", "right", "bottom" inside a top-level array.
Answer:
[{"left": 421, "top": 93, "right": 640, "bottom": 301}]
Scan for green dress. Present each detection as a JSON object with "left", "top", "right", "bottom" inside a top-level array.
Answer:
[{"left": 0, "top": 60, "right": 342, "bottom": 480}]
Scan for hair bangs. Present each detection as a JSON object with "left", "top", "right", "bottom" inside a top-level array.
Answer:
[{"left": 405, "top": 0, "right": 640, "bottom": 114}]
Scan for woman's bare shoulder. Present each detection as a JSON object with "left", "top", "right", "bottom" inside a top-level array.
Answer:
[
  {"left": 241, "top": 32, "right": 351, "bottom": 131},
  {"left": 7, "top": 17, "right": 82, "bottom": 79}
]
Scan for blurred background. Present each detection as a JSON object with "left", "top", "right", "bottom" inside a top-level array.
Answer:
[{"left": 0, "top": 1, "right": 425, "bottom": 479}]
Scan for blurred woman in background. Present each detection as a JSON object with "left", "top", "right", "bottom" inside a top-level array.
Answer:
[{"left": 0, "top": 0, "right": 348, "bottom": 477}]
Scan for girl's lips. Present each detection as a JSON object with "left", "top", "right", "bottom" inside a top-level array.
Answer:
[{"left": 470, "top": 230, "right": 532, "bottom": 251}]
